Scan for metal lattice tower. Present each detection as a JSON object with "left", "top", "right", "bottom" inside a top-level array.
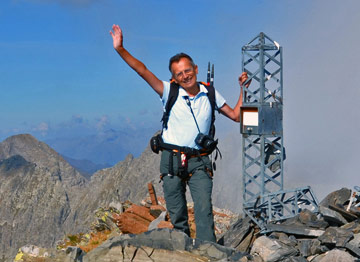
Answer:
[{"left": 240, "top": 33, "right": 318, "bottom": 231}]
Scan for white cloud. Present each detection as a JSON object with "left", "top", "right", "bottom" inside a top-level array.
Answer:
[
  {"left": 96, "top": 115, "right": 110, "bottom": 130},
  {"left": 32, "top": 122, "right": 49, "bottom": 136}
]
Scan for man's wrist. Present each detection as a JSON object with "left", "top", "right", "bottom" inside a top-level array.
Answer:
[{"left": 115, "top": 46, "right": 125, "bottom": 53}]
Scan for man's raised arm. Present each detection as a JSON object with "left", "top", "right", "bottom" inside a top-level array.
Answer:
[{"left": 110, "top": 25, "right": 164, "bottom": 97}]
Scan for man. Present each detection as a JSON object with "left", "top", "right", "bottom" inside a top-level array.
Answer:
[{"left": 110, "top": 24, "right": 249, "bottom": 242}]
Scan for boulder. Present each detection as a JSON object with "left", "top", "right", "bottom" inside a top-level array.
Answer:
[
  {"left": 318, "top": 249, "right": 357, "bottom": 262},
  {"left": 217, "top": 216, "right": 253, "bottom": 249},
  {"left": 82, "top": 228, "right": 247, "bottom": 262},
  {"left": 250, "top": 235, "right": 298, "bottom": 262},
  {"left": 318, "top": 227, "right": 354, "bottom": 247},
  {"left": 319, "top": 206, "right": 348, "bottom": 226},
  {"left": 320, "top": 188, "right": 351, "bottom": 208}
]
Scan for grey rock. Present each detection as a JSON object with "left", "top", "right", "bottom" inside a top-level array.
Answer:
[
  {"left": 349, "top": 206, "right": 360, "bottom": 217},
  {"left": 318, "top": 249, "right": 357, "bottom": 262},
  {"left": 270, "top": 232, "right": 297, "bottom": 247},
  {"left": 148, "top": 211, "right": 167, "bottom": 231},
  {"left": 266, "top": 223, "right": 325, "bottom": 237},
  {"left": 281, "top": 215, "right": 304, "bottom": 227},
  {"left": 341, "top": 221, "right": 360, "bottom": 234},
  {"left": 65, "top": 246, "right": 84, "bottom": 262},
  {"left": 308, "top": 253, "right": 327, "bottom": 262},
  {"left": 310, "top": 239, "right": 329, "bottom": 255},
  {"left": 297, "top": 239, "right": 312, "bottom": 257},
  {"left": 320, "top": 188, "right": 351, "bottom": 208},
  {"left": 298, "top": 209, "right": 328, "bottom": 229},
  {"left": 82, "top": 228, "right": 245, "bottom": 262},
  {"left": 227, "top": 252, "right": 252, "bottom": 262},
  {"left": 192, "top": 242, "right": 232, "bottom": 260},
  {"left": 250, "top": 236, "right": 298, "bottom": 262},
  {"left": 345, "top": 242, "right": 360, "bottom": 258},
  {"left": 298, "top": 209, "right": 317, "bottom": 223},
  {"left": 348, "top": 233, "right": 360, "bottom": 247},
  {"left": 129, "top": 228, "right": 190, "bottom": 251},
  {"left": 345, "top": 232, "right": 360, "bottom": 256},
  {"left": 319, "top": 206, "right": 348, "bottom": 225},
  {"left": 329, "top": 204, "right": 359, "bottom": 222},
  {"left": 85, "top": 244, "right": 209, "bottom": 262},
  {"left": 318, "top": 227, "right": 354, "bottom": 247},
  {"left": 283, "top": 257, "right": 307, "bottom": 262},
  {"left": 235, "top": 227, "right": 255, "bottom": 253},
  {"left": 217, "top": 216, "right": 252, "bottom": 248}
]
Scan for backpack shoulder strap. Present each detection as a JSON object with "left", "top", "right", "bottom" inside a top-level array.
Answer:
[
  {"left": 200, "top": 81, "right": 216, "bottom": 119},
  {"left": 161, "top": 81, "right": 179, "bottom": 130},
  {"left": 199, "top": 81, "right": 217, "bottom": 137}
]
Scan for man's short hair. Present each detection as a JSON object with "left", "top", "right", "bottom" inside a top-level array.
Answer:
[{"left": 168, "top": 53, "right": 195, "bottom": 73}]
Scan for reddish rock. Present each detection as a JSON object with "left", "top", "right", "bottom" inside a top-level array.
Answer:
[
  {"left": 148, "top": 183, "right": 159, "bottom": 205},
  {"left": 213, "top": 210, "right": 229, "bottom": 218},
  {"left": 125, "top": 204, "right": 156, "bottom": 222},
  {"left": 150, "top": 205, "right": 167, "bottom": 218},
  {"left": 113, "top": 213, "right": 150, "bottom": 234},
  {"left": 150, "top": 205, "right": 166, "bottom": 212},
  {"left": 157, "top": 221, "right": 174, "bottom": 229}
]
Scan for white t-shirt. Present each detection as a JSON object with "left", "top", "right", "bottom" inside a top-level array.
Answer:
[{"left": 161, "top": 81, "right": 226, "bottom": 149}]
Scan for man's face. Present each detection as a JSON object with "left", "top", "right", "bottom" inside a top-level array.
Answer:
[{"left": 171, "top": 58, "right": 198, "bottom": 90}]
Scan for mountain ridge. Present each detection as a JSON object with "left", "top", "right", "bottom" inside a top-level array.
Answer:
[
  {"left": 0, "top": 134, "right": 89, "bottom": 260},
  {"left": 0, "top": 134, "right": 161, "bottom": 261}
]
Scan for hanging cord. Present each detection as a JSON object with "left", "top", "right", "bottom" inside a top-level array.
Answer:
[
  {"left": 184, "top": 96, "right": 221, "bottom": 158},
  {"left": 184, "top": 96, "right": 201, "bottom": 133},
  {"left": 184, "top": 96, "right": 222, "bottom": 171},
  {"left": 184, "top": 96, "right": 218, "bottom": 172}
]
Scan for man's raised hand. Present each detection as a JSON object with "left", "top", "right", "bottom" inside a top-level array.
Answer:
[
  {"left": 110, "top": 24, "right": 123, "bottom": 50},
  {"left": 239, "top": 72, "right": 251, "bottom": 88}
]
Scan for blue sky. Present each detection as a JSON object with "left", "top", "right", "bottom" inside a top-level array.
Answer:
[
  {"left": 1, "top": 0, "right": 360, "bottom": 200},
  {"left": 0, "top": 0, "right": 309, "bottom": 137}
]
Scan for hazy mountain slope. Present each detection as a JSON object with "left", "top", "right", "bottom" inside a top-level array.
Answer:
[
  {"left": 0, "top": 134, "right": 88, "bottom": 260},
  {"left": 64, "top": 145, "right": 162, "bottom": 232},
  {"left": 62, "top": 155, "right": 111, "bottom": 179},
  {"left": 0, "top": 155, "right": 72, "bottom": 258},
  {"left": 0, "top": 134, "right": 88, "bottom": 206}
]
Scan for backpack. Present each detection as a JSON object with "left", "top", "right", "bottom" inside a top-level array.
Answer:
[{"left": 161, "top": 81, "right": 217, "bottom": 137}]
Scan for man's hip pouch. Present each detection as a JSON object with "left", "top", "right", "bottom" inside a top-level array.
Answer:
[{"left": 160, "top": 149, "right": 213, "bottom": 181}]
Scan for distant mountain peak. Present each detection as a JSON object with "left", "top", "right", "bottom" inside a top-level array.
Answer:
[{"left": 0, "top": 133, "right": 65, "bottom": 168}]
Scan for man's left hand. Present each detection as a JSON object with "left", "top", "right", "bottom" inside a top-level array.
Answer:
[{"left": 239, "top": 72, "right": 251, "bottom": 88}]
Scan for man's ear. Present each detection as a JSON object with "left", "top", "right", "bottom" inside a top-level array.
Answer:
[{"left": 194, "top": 65, "right": 199, "bottom": 75}]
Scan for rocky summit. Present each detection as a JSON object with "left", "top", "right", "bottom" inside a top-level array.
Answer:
[
  {"left": 2, "top": 134, "right": 360, "bottom": 262},
  {"left": 11, "top": 187, "right": 360, "bottom": 262}
]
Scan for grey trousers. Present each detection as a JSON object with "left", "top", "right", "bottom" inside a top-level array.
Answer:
[{"left": 160, "top": 150, "right": 216, "bottom": 242}]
